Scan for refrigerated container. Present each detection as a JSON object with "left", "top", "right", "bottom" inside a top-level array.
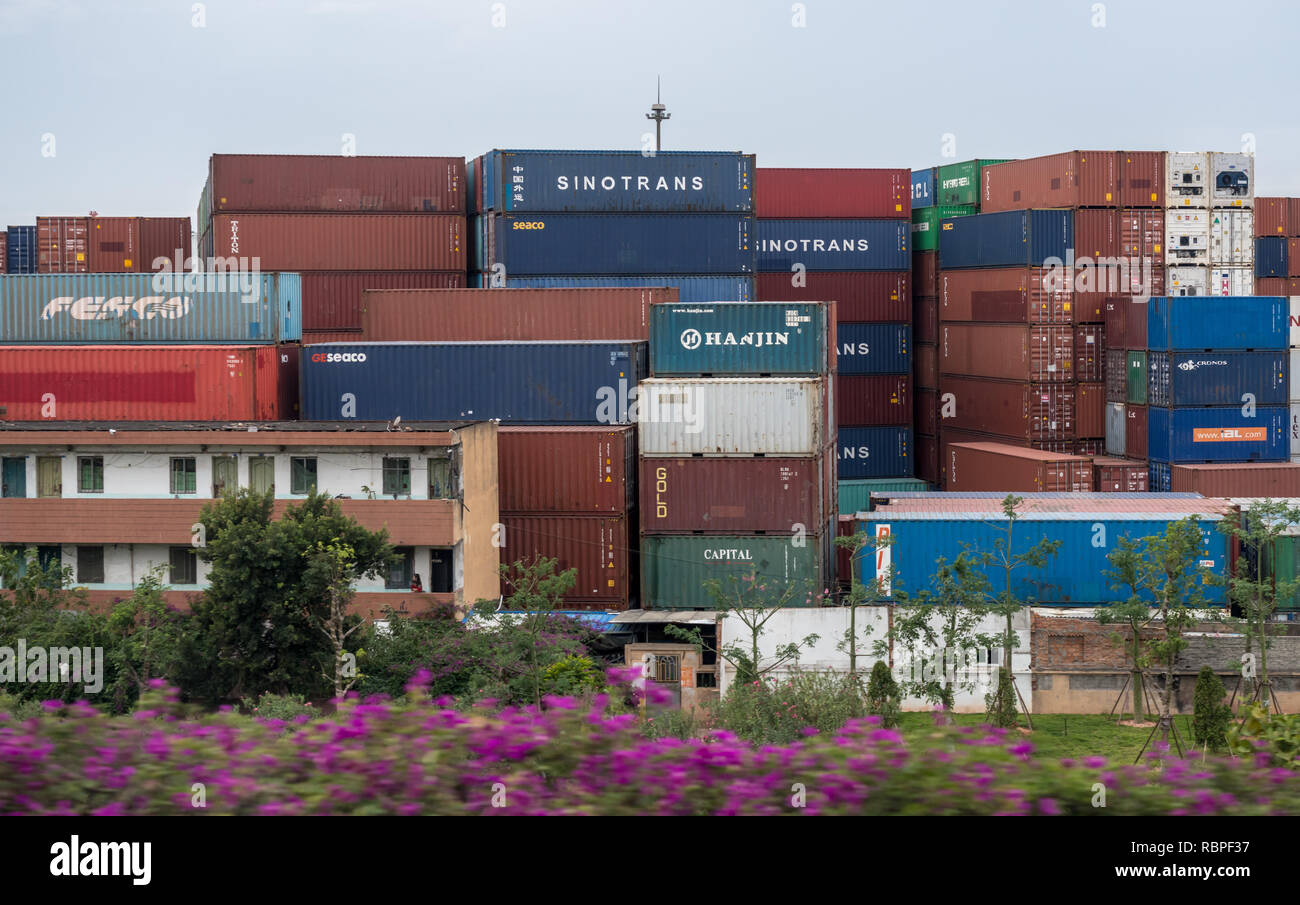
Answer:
[
  {"left": 1209, "top": 152, "right": 1253, "bottom": 207},
  {"left": 1209, "top": 210, "right": 1254, "bottom": 266},
  {"left": 1166, "top": 152, "right": 1209, "bottom": 208},
  {"left": 637, "top": 377, "right": 828, "bottom": 456}
]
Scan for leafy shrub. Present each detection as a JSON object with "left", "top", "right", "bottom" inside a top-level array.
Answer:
[
  {"left": 1228, "top": 704, "right": 1300, "bottom": 768},
  {"left": 865, "top": 661, "right": 901, "bottom": 728},
  {"left": 641, "top": 707, "right": 705, "bottom": 741},
  {"left": 711, "top": 671, "right": 867, "bottom": 745},
  {"left": 238, "top": 692, "right": 318, "bottom": 722},
  {"left": 984, "top": 668, "right": 1020, "bottom": 729},
  {"left": 1191, "top": 666, "right": 1231, "bottom": 751},
  {"left": 541, "top": 655, "right": 604, "bottom": 698}
]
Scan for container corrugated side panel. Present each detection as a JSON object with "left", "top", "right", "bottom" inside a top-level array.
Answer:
[
  {"left": 208, "top": 213, "right": 465, "bottom": 271},
  {"left": 501, "top": 515, "right": 631, "bottom": 608},
  {"left": 302, "top": 271, "right": 467, "bottom": 332},
  {"left": 6, "top": 227, "right": 37, "bottom": 274},
  {"left": 838, "top": 478, "right": 929, "bottom": 513},
  {"left": 649, "top": 302, "right": 828, "bottom": 375},
  {"left": 1255, "top": 238, "right": 1288, "bottom": 278},
  {"left": 209, "top": 154, "right": 465, "bottom": 212},
  {"left": 755, "top": 168, "right": 909, "bottom": 218},
  {"left": 938, "top": 209, "right": 1073, "bottom": 270},
  {"left": 642, "top": 535, "right": 826, "bottom": 610},
  {"left": 978, "top": 151, "right": 1118, "bottom": 212},
  {"left": 639, "top": 456, "right": 828, "bottom": 533},
  {"left": 911, "top": 168, "right": 935, "bottom": 209},
  {"left": 1118, "top": 151, "right": 1165, "bottom": 207},
  {"left": 1147, "top": 296, "right": 1287, "bottom": 350},
  {"left": 837, "top": 426, "right": 913, "bottom": 479},
  {"left": 637, "top": 378, "right": 825, "bottom": 456},
  {"left": 755, "top": 271, "right": 909, "bottom": 322},
  {"left": 836, "top": 375, "right": 911, "bottom": 425},
  {"left": 498, "top": 426, "right": 634, "bottom": 514},
  {"left": 1169, "top": 463, "right": 1300, "bottom": 498},
  {"left": 756, "top": 220, "right": 909, "bottom": 272},
  {"left": 837, "top": 324, "right": 910, "bottom": 375},
  {"left": 1147, "top": 405, "right": 1289, "bottom": 463},
  {"left": 498, "top": 274, "right": 754, "bottom": 303},
  {"left": 1148, "top": 351, "right": 1287, "bottom": 407}
]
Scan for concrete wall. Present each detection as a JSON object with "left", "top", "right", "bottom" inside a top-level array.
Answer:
[{"left": 457, "top": 422, "right": 500, "bottom": 610}]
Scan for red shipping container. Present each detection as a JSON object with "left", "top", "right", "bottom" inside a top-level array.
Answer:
[
  {"left": 1126, "top": 405, "right": 1148, "bottom": 460},
  {"left": 1074, "top": 324, "right": 1104, "bottom": 382},
  {"left": 1254, "top": 198, "right": 1300, "bottom": 237},
  {"left": 946, "top": 441, "right": 1093, "bottom": 493},
  {"left": 980, "top": 151, "right": 1120, "bottom": 212},
  {"left": 639, "top": 456, "right": 830, "bottom": 534},
  {"left": 938, "top": 377, "right": 1076, "bottom": 442},
  {"left": 1074, "top": 209, "right": 1122, "bottom": 260},
  {"left": 1105, "top": 349, "right": 1126, "bottom": 403},
  {"left": 206, "top": 213, "right": 464, "bottom": 271},
  {"left": 0, "top": 345, "right": 285, "bottom": 421},
  {"left": 36, "top": 217, "right": 89, "bottom": 273},
  {"left": 915, "top": 387, "right": 938, "bottom": 436},
  {"left": 940, "top": 267, "right": 1071, "bottom": 324},
  {"left": 1073, "top": 438, "right": 1105, "bottom": 456},
  {"left": 914, "top": 251, "right": 938, "bottom": 298},
  {"left": 300, "top": 331, "right": 364, "bottom": 344},
  {"left": 836, "top": 375, "right": 911, "bottom": 426},
  {"left": 1076, "top": 382, "right": 1106, "bottom": 439},
  {"left": 1093, "top": 456, "right": 1149, "bottom": 492},
  {"left": 1104, "top": 299, "right": 1128, "bottom": 352},
  {"left": 756, "top": 271, "right": 909, "bottom": 322},
  {"left": 138, "top": 218, "right": 192, "bottom": 272},
  {"left": 1117, "top": 152, "right": 1165, "bottom": 208},
  {"left": 914, "top": 343, "right": 938, "bottom": 390},
  {"left": 939, "top": 428, "right": 1104, "bottom": 459},
  {"left": 499, "top": 515, "right": 631, "bottom": 609},
  {"left": 0, "top": 233, "right": 7, "bottom": 274},
  {"left": 1291, "top": 240, "right": 1300, "bottom": 278},
  {"left": 301, "top": 271, "right": 465, "bottom": 331},
  {"left": 206, "top": 155, "right": 465, "bottom": 213},
  {"left": 498, "top": 426, "right": 634, "bottom": 514},
  {"left": 1256, "top": 278, "right": 1300, "bottom": 295},
  {"left": 914, "top": 295, "right": 938, "bottom": 344},
  {"left": 86, "top": 217, "right": 138, "bottom": 272},
  {"left": 916, "top": 433, "right": 940, "bottom": 485},
  {"left": 940, "top": 324, "right": 1074, "bottom": 382},
  {"left": 1169, "top": 463, "right": 1300, "bottom": 497},
  {"left": 1118, "top": 208, "right": 1163, "bottom": 259},
  {"left": 755, "top": 168, "right": 909, "bottom": 219}
]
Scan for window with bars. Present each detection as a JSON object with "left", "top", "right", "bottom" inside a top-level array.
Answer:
[
  {"left": 386, "top": 547, "right": 414, "bottom": 589},
  {"left": 382, "top": 457, "right": 411, "bottom": 496},
  {"left": 290, "top": 457, "right": 317, "bottom": 495},
  {"left": 169, "top": 546, "right": 197, "bottom": 585},
  {"left": 170, "top": 457, "right": 197, "bottom": 494},
  {"left": 76, "top": 546, "right": 104, "bottom": 584},
  {"left": 77, "top": 456, "right": 104, "bottom": 493}
]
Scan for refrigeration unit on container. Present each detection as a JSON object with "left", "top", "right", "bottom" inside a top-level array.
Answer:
[
  {"left": 755, "top": 271, "right": 909, "bottom": 322},
  {"left": 639, "top": 455, "right": 833, "bottom": 534},
  {"left": 0, "top": 345, "right": 288, "bottom": 421},
  {"left": 1209, "top": 152, "right": 1253, "bottom": 208},
  {"left": 912, "top": 168, "right": 936, "bottom": 209},
  {"left": 478, "top": 150, "right": 754, "bottom": 213},
  {"left": 1148, "top": 351, "right": 1287, "bottom": 407},
  {"left": 938, "top": 209, "right": 1073, "bottom": 270},
  {"left": 837, "top": 426, "right": 912, "bottom": 479},
  {"left": 836, "top": 375, "right": 911, "bottom": 425},
  {"left": 494, "top": 274, "right": 754, "bottom": 303},
  {"left": 837, "top": 324, "right": 910, "bottom": 375},
  {"left": 299, "top": 341, "right": 647, "bottom": 424},
  {"left": 911, "top": 205, "right": 976, "bottom": 252},
  {"left": 497, "top": 426, "right": 635, "bottom": 514},
  {"left": 1209, "top": 210, "right": 1254, "bottom": 266},
  {"left": 483, "top": 213, "right": 753, "bottom": 275},
  {"left": 1146, "top": 405, "right": 1288, "bottom": 463},
  {"left": 649, "top": 301, "right": 831, "bottom": 376},
  {"left": 1208, "top": 267, "right": 1254, "bottom": 297},
  {"left": 939, "top": 267, "right": 1071, "bottom": 324},
  {"left": 36, "top": 217, "right": 89, "bottom": 273},
  {"left": 1093, "top": 455, "right": 1148, "bottom": 492},
  {"left": 937, "top": 159, "right": 1013, "bottom": 207},
  {"left": 1168, "top": 463, "right": 1300, "bottom": 497},
  {"left": 945, "top": 442, "right": 1093, "bottom": 492},
  {"left": 757, "top": 220, "right": 909, "bottom": 271},
  {"left": 1147, "top": 295, "right": 1285, "bottom": 350},
  {"left": 206, "top": 213, "right": 465, "bottom": 271},
  {"left": 641, "top": 535, "right": 829, "bottom": 610},
  {"left": 301, "top": 272, "right": 466, "bottom": 332},
  {"left": 755, "top": 168, "right": 908, "bottom": 218},
  {"left": 500, "top": 515, "right": 631, "bottom": 609},
  {"left": 940, "top": 323, "right": 1073, "bottom": 382},
  {"left": 1165, "top": 210, "right": 1209, "bottom": 265},
  {"left": 0, "top": 272, "right": 301, "bottom": 343},
  {"left": 637, "top": 377, "right": 827, "bottom": 456},
  {"left": 1166, "top": 266, "right": 1208, "bottom": 296},
  {"left": 838, "top": 478, "right": 929, "bottom": 514},
  {"left": 6, "top": 226, "right": 36, "bottom": 274},
  {"left": 937, "top": 377, "right": 1076, "bottom": 441},
  {"left": 978, "top": 151, "right": 1119, "bottom": 212},
  {"left": 203, "top": 154, "right": 465, "bottom": 214},
  {"left": 1166, "top": 152, "right": 1209, "bottom": 208},
  {"left": 1255, "top": 238, "right": 1288, "bottom": 278}
]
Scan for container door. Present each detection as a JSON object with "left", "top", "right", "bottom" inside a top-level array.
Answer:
[
  {"left": 212, "top": 456, "right": 238, "bottom": 497},
  {"left": 248, "top": 456, "right": 275, "bottom": 495},
  {"left": 1, "top": 457, "right": 25, "bottom": 498},
  {"left": 36, "top": 457, "right": 62, "bottom": 498}
]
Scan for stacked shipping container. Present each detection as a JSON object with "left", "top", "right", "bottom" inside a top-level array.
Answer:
[
  {"left": 6, "top": 226, "right": 36, "bottom": 274},
  {"left": 31, "top": 216, "right": 191, "bottom": 274},
  {"left": 1255, "top": 198, "right": 1300, "bottom": 291}
]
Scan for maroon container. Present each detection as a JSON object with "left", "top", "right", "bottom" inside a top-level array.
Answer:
[
  {"left": 1118, "top": 208, "right": 1163, "bottom": 259},
  {"left": 939, "top": 377, "right": 1076, "bottom": 441},
  {"left": 947, "top": 442, "right": 1093, "bottom": 493},
  {"left": 0, "top": 232, "right": 6, "bottom": 273},
  {"left": 206, "top": 213, "right": 464, "bottom": 271},
  {"left": 1073, "top": 438, "right": 1105, "bottom": 456},
  {"left": 1257, "top": 277, "right": 1300, "bottom": 295},
  {"left": 940, "top": 324, "right": 1074, "bottom": 382},
  {"left": 499, "top": 426, "right": 635, "bottom": 515},
  {"left": 1074, "top": 209, "right": 1122, "bottom": 260},
  {"left": 1169, "top": 463, "right": 1300, "bottom": 498},
  {"left": 1126, "top": 297, "right": 1148, "bottom": 349},
  {"left": 916, "top": 433, "right": 940, "bottom": 485},
  {"left": 138, "top": 218, "right": 192, "bottom": 272},
  {"left": 940, "top": 267, "right": 1070, "bottom": 324},
  {"left": 1074, "top": 324, "right": 1104, "bottom": 382},
  {"left": 1105, "top": 349, "right": 1126, "bottom": 403},
  {"left": 914, "top": 251, "right": 938, "bottom": 298},
  {"left": 914, "top": 343, "right": 938, "bottom": 390},
  {"left": 1104, "top": 298, "right": 1128, "bottom": 352},
  {"left": 301, "top": 272, "right": 465, "bottom": 331},
  {"left": 1290, "top": 240, "right": 1300, "bottom": 278},
  {"left": 499, "top": 515, "right": 631, "bottom": 609},
  {"left": 1117, "top": 152, "right": 1165, "bottom": 208},
  {"left": 980, "top": 152, "right": 1120, "bottom": 212},
  {"left": 915, "top": 387, "right": 938, "bottom": 436},
  {"left": 1093, "top": 456, "right": 1149, "bottom": 492},
  {"left": 1076, "top": 382, "right": 1106, "bottom": 439},
  {"left": 756, "top": 168, "right": 909, "bottom": 219},
  {"left": 1125, "top": 405, "right": 1148, "bottom": 460},
  {"left": 640, "top": 456, "right": 830, "bottom": 534},
  {"left": 914, "top": 295, "right": 938, "bottom": 344},
  {"left": 836, "top": 375, "right": 911, "bottom": 426},
  {"left": 756, "top": 271, "right": 909, "bottom": 322},
  {"left": 836, "top": 514, "right": 856, "bottom": 586},
  {"left": 300, "top": 331, "right": 365, "bottom": 344},
  {"left": 1254, "top": 198, "right": 1299, "bottom": 237},
  {"left": 36, "top": 217, "right": 89, "bottom": 273},
  {"left": 206, "top": 155, "right": 465, "bottom": 213},
  {"left": 86, "top": 217, "right": 139, "bottom": 272}
]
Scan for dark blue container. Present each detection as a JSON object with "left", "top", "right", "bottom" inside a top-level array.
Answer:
[
  {"left": 300, "top": 341, "right": 648, "bottom": 424},
  {"left": 837, "top": 426, "right": 913, "bottom": 479},
  {"left": 1147, "top": 351, "right": 1287, "bottom": 407},
  {"left": 1149, "top": 461, "right": 1172, "bottom": 492},
  {"left": 938, "top": 209, "right": 1074, "bottom": 270},
  {"left": 911, "top": 168, "right": 935, "bottom": 209},
  {"left": 649, "top": 302, "right": 830, "bottom": 376},
  {"left": 1147, "top": 296, "right": 1287, "bottom": 351},
  {"left": 482, "top": 213, "right": 755, "bottom": 275},
  {"left": 6, "top": 226, "right": 36, "bottom": 274},
  {"left": 477, "top": 150, "right": 755, "bottom": 213},
  {"left": 756, "top": 219, "right": 909, "bottom": 272},
  {"left": 1255, "top": 237, "right": 1288, "bottom": 278},
  {"left": 837, "top": 323, "right": 911, "bottom": 374},
  {"left": 1146, "top": 405, "right": 1289, "bottom": 463},
  {"left": 482, "top": 273, "right": 755, "bottom": 302}
]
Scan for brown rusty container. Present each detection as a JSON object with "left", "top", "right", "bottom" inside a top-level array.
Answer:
[
  {"left": 138, "top": 218, "right": 192, "bottom": 271},
  {"left": 1074, "top": 209, "right": 1122, "bottom": 260},
  {"left": 1073, "top": 438, "right": 1105, "bottom": 456},
  {"left": 498, "top": 426, "right": 635, "bottom": 515},
  {"left": 36, "top": 217, "right": 90, "bottom": 273},
  {"left": 836, "top": 375, "right": 911, "bottom": 426},
  {"left": 1254, "top": 198, "right": 1300, "bottom": 237},
  {"left": 940, "top": 267, "right": 1071, "bottom": 324},
  {"left": 1119, "top": 207, "right": 1164, "bottom": 258},
  {"left": 756, "top": 168, "right": 910, "bottom": 219},
  {"left": 1105, "top": 349, "right": 1127, "bottom": 403},
  {"left": 914, "top": 342, "right": 938, "bottom": 390},
  {"left": 1074, "top": 324, "right": 1104, "bottom": 382},
  {"left": 914, "top": 295, "right": 938, "bottom": 344},
  {"left": 0, "top": 232, "right": 6, "bottom": 273},
  {"left": 1104, "top": 298, "right": 1128, "bottom": 352},
  {"left": 1168, "top": 463, "right": 1300, "bottom": 498},
  {"left": 1093, "top": 456, "right": 1150, "bottom": 492},
  {"left": 1256, "top": 277, "right": 1300, "bottom": 295},
  {"left": 916, "top": 433, "right": 940, "bottom": 485},
  {"left": 1125, "top": 404, "right": 1148, "bottom": 460},
  {"left": 499, "top": 514, "right": 631, "bottom": 609},
  {"left": 755, "top": 271, "right": 909, "bottom": 322},
  {"left": 206, "top": 213, "right": 464, "bottom": 271},
  {"left": 915, "top": 387, "right": 938, "bottom": 436},
  {"left": 639, "top": 455, "right": 831, "bottom": 534},
  {"left": 1117, "top": 152, "right": 1165, "bottom": 208},
  {"left": 939, "top": 377, "right": 1076, "bottom": 441},
  {"left": 914, "top": 251, "right": 938, "bottom": 297},
  {"left": 946, "top": 441, "right": 1093, "bottom": 493},
  {"left": 206, "top": 154, "right": 465, "bottom": 213},
  {"left": 86, "top": 217, "right": 139, "bottom": 272},
  {"left": 940, "top": 324, "right": 1074, "bottom": 382},
  {"left": 979, "top": 151, "right": 1119, "bottom": 212},
  {"left": 1076, "top": 382, "right": 1106, "bottom": 438},
  {"left": 302, "top": 272, "right": 467, "bottom": 331}
]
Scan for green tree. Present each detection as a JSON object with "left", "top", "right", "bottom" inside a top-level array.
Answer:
[
  {"left": 303, "top": 539, "right": 367, "bottom": 700},
  {"left": 104, "top": 566, "right": 187, "bottom": 711},
  {"left": 1192, "top": 665, "right": 1231, "bottom": 751},
  {"left": 865, "top": 659, "right": 901, "bottom": 728},
  {"left": 833, "top": 528, "right": 892, "bottom": 679},
  {"left": 1099, "top": 536, "right": 1160, "bottom": 722}
]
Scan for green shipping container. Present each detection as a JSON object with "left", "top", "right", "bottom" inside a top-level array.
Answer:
[
  {"left": 1127, "top": 351, "right": 1148, "bottom": 405},
  {"left": 911, "top": 204, "right": 976, "bottom": 252},
  {"left": 641, "top": 535, "right": 828, "bottom": 609},
  {"left": 936, "top": 159, "right": 1013, "bottom": 207},
  {"left": 838, "top": 478, "right": 930, "bottom": 514},
  {"left": 1262, "top": 533, "right": 1300, "bottom": 612}
]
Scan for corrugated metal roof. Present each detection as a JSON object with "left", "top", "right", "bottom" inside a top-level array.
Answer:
[{"left": 464, "top": 610, "right": 629, "bottom": 633}]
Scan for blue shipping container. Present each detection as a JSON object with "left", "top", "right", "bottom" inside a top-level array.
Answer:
[
  {"left": 757, "top": 220, "right": 909, "bottom": 272},
  {"left": 649, "top": 302, "right": 829, "bottom": 376},
  {"left": 837, "top": 427, "right": 913, "bottom": 479},
  {"left": 481, "top": 273, "right": 755, "bottom": 302},
  {"left": 838, "top": 478, "right": 930, "bottom": 514},
  {"left": 1255, "top": 238, "right": 1288, "bottom": 278},
  {"left": 0, "top": 272, "right": 301, "bottom": 343},
  {"left": 477, "top": 149, "right": 754, "bottom": 213},
  {"left": 911, "top": 168, "right": 935, "bottom": 210},
  {"left": 482, "top": 213, "right": 754, "bottom": 275},
  {"left": 6, "top": 226, "right": 36, "bottom": 274},
  {"left": 1147, "top": 296, "right": 1287, "bottom": 351},
  {"left": 1149, "top": 461, "right": 1172, "bottom": 492},
  {"left": 300, "top": 341, "right": 648, "bottom": 424},
  {"left": 938, "top": 209, "right": 1074, "bottom": 270},
  {"left": 837, "top": 323, "right": 911, "bottom": 374},
  {"left": 1146, "top": 405, "right": 1289, "bottom": 463},
  {"left": 1147, "top": 351, "right": 1287, "bottom": 407},
  {"left": 859, "top": 510, "right": 1228, "bottom": 605}
]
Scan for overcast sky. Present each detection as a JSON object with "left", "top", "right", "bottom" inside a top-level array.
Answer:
[{"left": 2, "top": 0, "right": 1297, "bottom": 226}]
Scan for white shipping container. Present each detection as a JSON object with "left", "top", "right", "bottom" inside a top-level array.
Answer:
[
  {"left": 1209, "top": 209, "right": 1254, "bottom": 266},
  {"left": 1208, "top": 266, "right": 1254, "bottom": 296},
  {"left": 1106, "top": 402, "right": 1126, "bottom": 457},
  {"left": 637, "top": 377, "right": 826, "bottom": 456},
  {"left": 1165, "top": 210, "right": 1210, "bottom": 265},
  {"left": 1209, "top": 152, "right": 1254, "bottom": 208},
  {"left": 1166, "top": 265, "right": 1208, "bottom": 296},
  {"left": 1166, "top": 151, "right": 1209, "bottom": 208}
]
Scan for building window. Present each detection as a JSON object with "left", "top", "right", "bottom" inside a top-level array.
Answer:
[
  {"left": 170, "top": 546, "right": 197, "bottom": 585},
  {"left": 428, "top": 456, "right": 457, "bottom": 499},
  {"left": 37, "top": 545, "right": 62, "bottom": 573},
  {"left": 386, "top": 547, "right": 414, "bottom": 589},
  {"left": 36, "top": 457, "right": 62, "bottom": 498},
  {"left": 249, "top": 456, "right": 275, "bottom": 495},
  {"left": 170, "top": 457, "right": 197, "bottom": 494},
  {"left": 382, "top": 457, "right": 411, "bottom": 496},
  {"left": 290, "top": 457, "right": 317, "bottom": 495},
  {"left": 76, "top": 546, "right": 104, "bottom": 584},
  {"left": 1, "top": 457, "right": 27, "bottom": 498},
  {"left": 77, "top": 456, "right": 104, "bottom": 493},
  {"left": 428, "top": 547, "right": 453, "bottom": 593},
  {"left": 212, "top": 455, "right": 238, "bottom": 497}
]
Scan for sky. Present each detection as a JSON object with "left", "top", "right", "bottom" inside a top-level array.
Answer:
[{"left": 1, "top": 0, "right": 1298, "bottom": 226}]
